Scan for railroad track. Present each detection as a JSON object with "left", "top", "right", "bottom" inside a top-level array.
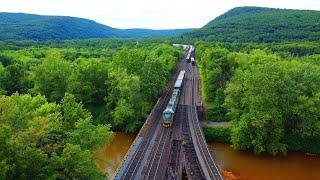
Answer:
[
  {"left": 115, "top": 59, "right": 187, "bottom": 180},
  {"left": 143, "top": 128, "right": 171, "bottom": 179},
  {"left": 189, "top": 65, "right": 223, "bottom": 180},
  {"left": 115, "top": 48, "right": 223, "bottom": 180},
  {"left": 118, "top": 80, "right": 175, "bottom": 179},
  {"left": 165, "top": 139, "right": 182, "bottom": 180},
  {"left": 182, "top": 105, "right": 205, "bottom": 179}
]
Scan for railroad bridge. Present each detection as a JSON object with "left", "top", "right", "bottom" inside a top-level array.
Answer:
[{"left": 114, "top": 47, "right": 223, "bottom": 180}]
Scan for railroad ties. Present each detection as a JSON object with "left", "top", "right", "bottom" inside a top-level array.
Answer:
[{"left": 114, "top": 47, "right": 223, "bottom": 180}]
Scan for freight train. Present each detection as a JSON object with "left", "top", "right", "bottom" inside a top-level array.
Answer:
[
  {"left": 191, "top": 57, "right": 195, "bottom": 65},
  {"left": 162, "top": 70, "right": 186, "bottom": 127},
  {"left": 186, "top": 45, "right": 193, "bottom": 63}
]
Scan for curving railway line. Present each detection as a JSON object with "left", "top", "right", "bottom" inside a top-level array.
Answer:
[{"left": 114, "top": 46, "right": 223, "bottom": 180}]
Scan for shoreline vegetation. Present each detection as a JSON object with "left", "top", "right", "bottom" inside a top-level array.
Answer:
[{"left": 197, "top": 41, "right": 320, "bottom": 155}]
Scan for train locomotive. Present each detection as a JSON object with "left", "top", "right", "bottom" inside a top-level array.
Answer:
[{"left": 162, "top": 70, "right": 186, "bottom": 127}]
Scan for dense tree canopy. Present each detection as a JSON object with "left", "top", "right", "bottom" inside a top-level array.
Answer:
[
  {"left": 196, "top": 40, "right": 320, "bottom": 155},
  {"left": 0, "top": 39, "right": 183, "bottom": 177},
  {"left": 195, "top": 42, "right": 237, "bottom": 121},
  {"left": 30, "top": 52, "right": 73, "bottom": 102},
  {"left": 177, "top": 7, "right": 320, "bottom": 43},
  {"left": 224, "top": 51, "right": 320, "bottom": 155},
  {"left": 0, "top": 41, "right": 182, "bottom": 130},
  {"left": 0, "top": 93, "right": 112, "bottom": 179},
  {"left": 67, "top": 58, "right": 109, "bottom": 105}
]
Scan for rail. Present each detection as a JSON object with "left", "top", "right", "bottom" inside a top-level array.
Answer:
[{"left": 190, "top": 65, "right": 223, "bottom": 179}]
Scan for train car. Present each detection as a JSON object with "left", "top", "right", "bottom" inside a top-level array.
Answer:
[
  {"left": 163, "top": 70, "right": 185, "bottom": 127},
  {"left": 186, "top": 53, "right": 191, "bottom": 63},
  {"left": 187, "top": 46, "right": 193, "bottom": 63},
  {"left": 191, "top": 57, "right": 195, "bottom": 66},
  {"left": 174, "top": 70, "right": 185, "bottom": 90}
]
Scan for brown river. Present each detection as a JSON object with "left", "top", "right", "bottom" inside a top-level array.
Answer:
[{"left": 94, "top": 132, "right": 320, "bottom": 179}]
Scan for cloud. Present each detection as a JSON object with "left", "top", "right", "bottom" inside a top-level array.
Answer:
[{"left": 0, "top": 0, "right": 319, "bottom": 29}]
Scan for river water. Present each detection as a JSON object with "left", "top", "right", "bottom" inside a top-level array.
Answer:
[
  {"left": 94, "top": 132, "right": 320, "bottom": 179},
  {"left": 93, "top": 132, "right": 136, "bottom": 177}
]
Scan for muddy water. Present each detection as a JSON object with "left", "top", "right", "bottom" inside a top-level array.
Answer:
[
  {"left": 94, "top": 132, "right": 320, "bottom": 179},
  {"left": 209, "top": 143, "right": 320, "bottom": 180},
  {"left": 93, "top": 132, "right": 136, "bottom": 177}
]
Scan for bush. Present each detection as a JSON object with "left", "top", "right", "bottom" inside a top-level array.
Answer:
[
  {"left": 286, "top": 132, "right": 320, "bottom": 155},
  {"left": 202, "top": 126, "right": 231, "bottom": 143}
]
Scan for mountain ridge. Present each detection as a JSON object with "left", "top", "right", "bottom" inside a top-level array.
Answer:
[
  {"left": 180, "top": 6, "right": 320, "bottom": 43},
  {"left": 0, "top": 12, "right": 193, "bottom": 41}
]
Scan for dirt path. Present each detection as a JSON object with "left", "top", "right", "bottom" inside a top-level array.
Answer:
[{"left": 199, "top": 121, "right": 230, "bottom": 127}]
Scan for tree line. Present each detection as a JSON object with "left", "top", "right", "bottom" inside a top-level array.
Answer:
[
  {"left": 196, "top": 41, "right": 320, "bottom": 155},
  {"left": 0, "top": 40, "right": 183, "bottom": 178}
]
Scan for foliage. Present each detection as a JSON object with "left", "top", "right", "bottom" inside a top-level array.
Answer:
[
  {"left": 197, "top": 40, "right": 320, "bottom": 155},
  {"left": 285, "top": 131, "right": 320, "bottom": 154},
  {"left": 0, "top": 40, "right": 182, "bottom": 132},
  {"left": 104, "top": 44, "right": 181, "bottom": 132},
  {"left": 30, "top": 51, "right": 73, "bottom": 102},
  {"left": 0, "top": 39, "right": 183, "bottom": 177},
  {"left": 224, "top": 51, "right": 320, "bottom": 155},
  {"left": 67, "top": 58, "right": 109, "bottom": 105},
  {"left": 195, "top": 42, "right": 237, "bottom": 121},
  {"left": 0, "top": 12, "right": 192, "bottom": 41},
  {"left": 177, "top": 7, "right": 320, "bottom": 43},
  {"left": 106, "top": 69, "right": 145, "bottom": 132},
  {"left": 0, "top": 93, "right": 112, "bottom": 179},
  {"left": 202, "top": 126, "right": 231, "bottom": 143}
]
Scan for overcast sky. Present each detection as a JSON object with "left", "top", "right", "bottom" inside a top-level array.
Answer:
[{"left": 1, "top": 0, "right": 319, "bottom": 29}]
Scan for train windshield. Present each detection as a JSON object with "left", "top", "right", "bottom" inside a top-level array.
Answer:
[{"left": 163, "top": 112, "right": 172, "bottom": 119}]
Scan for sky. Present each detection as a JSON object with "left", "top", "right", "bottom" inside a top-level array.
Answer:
[{"left": 0, "top": 0, "right": 319, "bottom": 29}]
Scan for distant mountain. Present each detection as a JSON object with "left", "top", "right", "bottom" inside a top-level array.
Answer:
[
  {"left": 180, "top": 7, "right": 320, "bottom": 43},
  {"left": 0, "top": 12, "right": 193, "bottom": 41},
  {"left": 120, "top": 28, "right": 194, "bottom": 38}
]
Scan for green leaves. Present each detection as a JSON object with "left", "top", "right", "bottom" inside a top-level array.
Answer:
[
  {"left": 0, "top": 41, "right": 183, "bottom": 178},
  {"left": 61, "top": 93, "right": 92, "bottom": 130},
  {"left": 105, "top": 44, "right": 180, "bottom": 132},
  {"left": 196, "top": 43, "right": 236, "bottom": 121},
  {"left": 67, "top": 118, "right": 112, "bottom": 150},
  {"left": 31, "top": 52, "right": 73, "bottom": 102},
  {"left": 181, "top": 7, "right": 320, "bottom": 43},
  {"left": 55, "top": 144, "right": 106, "bottom": 179},
  {"left": 67, "top": 58, "right": 109, "bottom": 105},
  {"left": 0, "top": 93, "right": 112, "bottom": 178},
  {"left": 225, "top": 51, "right": 320, "bottom": 155}
]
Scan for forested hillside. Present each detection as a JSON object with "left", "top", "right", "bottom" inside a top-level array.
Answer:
[
  {"left": 178, "top": 7, "right": 320, "bottom": 43},
  {"left": 0, "top": 13, "right": 193, "bottom": 41},
  {"left": 0, "top": 39, "right": 183, "bottom": 178}
]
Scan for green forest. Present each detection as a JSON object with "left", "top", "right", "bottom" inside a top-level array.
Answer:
[
  {"left": 0, "top": 39, "right": 183, "bottom": 178},
  {"left": 0, "top": 12, "right": 192, "bottom": 41},
  {"left": 196, "top": 41, "right": 320, "bottom": 155},
  {"left": 177, "top": 7, "right": 320, "bottom": 43}
]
